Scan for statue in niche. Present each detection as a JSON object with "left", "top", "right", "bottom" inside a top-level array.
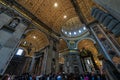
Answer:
[
  {"left": 27, "top": 43, "right": 32, "bottom": 55},
  {"left": 108, "top": 50, "right": 120, "bottom": 67},
  {"left": 81, "top": 47, "right": 87, "bottom": 54},
  {"left": 0, "top": 7, "right": 6, "bottom": 14},
  {"left": 8, "top": 18, "right": 20, "bottom": 28}
]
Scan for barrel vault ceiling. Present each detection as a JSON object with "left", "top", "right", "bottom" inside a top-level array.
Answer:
[
  {"left": 1, "top": 0, "right": 100, "bottom": 52},
  {"left": 15, "top": 0, "right": 98, "bottom": 34}
]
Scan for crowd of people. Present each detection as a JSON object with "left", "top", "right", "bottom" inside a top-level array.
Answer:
[{"left": 1, "top": 71, "right": 107, "bottom": 80}]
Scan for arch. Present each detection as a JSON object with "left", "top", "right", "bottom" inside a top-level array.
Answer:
[
  {"left": 77, "top": 38, "right": 101, "bottom": 68},
  {"left": 77, "top": 38, "right": 98, "bottom": 55},
  {"left": 24, "top": 28, "right": 36, "bottom": 34},
  {"left": 58, "top": 38, "right": 68, "bottom": 52},
  {"left": 21, "top": 29, "right": 49, "bottom": 54},
  {"left": 77, "top": 37, "right": 96, "bottom": 45}
]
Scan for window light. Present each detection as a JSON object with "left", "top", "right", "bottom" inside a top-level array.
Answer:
[
  {"left": 65, "top": 32, "right": 67, "bottom": 34},
  {"left": 16, "top": 49, "right": 23, "bottom": 56},
  {"left": 33, "top": 36, "right": 36, "bottom": 39},
  {"left": 74, "top": 32, "right": 76, "bottom": 35},
  {"left": 63, "top": 15, "right": 67, "bottom": 19},
  {"left": 79, "top": 30, "right": 81, "bottom": 33},
  {"left": 54, "top": 2, "right": 58, "bottom": 7},
  {"left": 83, "top": 27, "right": 86, "bottom": 30}
]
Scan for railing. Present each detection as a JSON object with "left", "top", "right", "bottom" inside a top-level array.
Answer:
[
  {"left": 90, "top": 25, "right": 119, "bottom": 80},
  {"left": 90, "top": 26, "right": 112, "bottom": 61},
  {"left": 107, "top": 33, "right": 120, "bottom": 52}
]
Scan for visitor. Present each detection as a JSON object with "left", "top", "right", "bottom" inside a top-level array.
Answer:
[
  {"left": 57, "top": 73, "right": 62, "bottom": 80},
  {"left": 84, "top": 73, "right": 89, "bottom": 80},
  {"left": 29, "top": 75, "right": 32, "bottom": 80},
  {"left": 1, "top": 74, "right": 10, "bottom": 80},
  {"left": 91, "top": 71, "right": 97, "bottom": 80},
  {"left": 80, "top": 74, "right": 84, "bottom": 80},
  {"left": 96, "top": 74, "right": 101, "bottom": 80}
]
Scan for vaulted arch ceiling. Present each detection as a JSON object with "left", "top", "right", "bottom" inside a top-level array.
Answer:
[
  {"left": 62, "top": 17, "right": 81, "bottom": 31},
  {"left": 21, "top": 29, "right": 49, "bottom": 53},
  {"left": 16, "top": 0, "right": 79, "bottom": 33},
  {"left": 58, "top": 39, "right": 68, "bottom": 52},
  {"left": 78, "top": 39, "right": 101, "bottom": 67},
  {"left": 14, "top": 0, "right": 100, "bottom": 35},
  {"left": 76, "top": 0, "right": 100, "bottom": 23},
  {"left": 10, "top": 0, "right": 103, "bottom": 53},
  {"left": 78, "top": 39, "right": 98, "bottom": 55}
]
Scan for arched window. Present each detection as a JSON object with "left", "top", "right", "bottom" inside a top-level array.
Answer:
[
  {"left": 9, "top": 18, "right": 20, "bottom": 28},
  {"left": 16, "top": 48, "right": 24, "bottom": 56}
]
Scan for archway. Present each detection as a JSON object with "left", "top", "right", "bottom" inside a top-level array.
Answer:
[
  {"left": 78, "top": 39, "right": 101, "bottom": 72},
  {"left": 5, "top": 29, "right": 49, "bottom": 75},
  {"left": 58, "top": 38, "right": 68, "bottom": 52},
  {"left": 21, "top": 29, "right": 49, "bottom": 74},
  {"left": 21, "top": 29, "right": 49, "bottom": 56}
]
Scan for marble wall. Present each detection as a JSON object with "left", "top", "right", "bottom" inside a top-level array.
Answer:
[
  {"left": 94, "top": 0, "right": 120, "bottom": 20},
  {"left": 0, "top": 4, "right": 27, "bottom": 75}
]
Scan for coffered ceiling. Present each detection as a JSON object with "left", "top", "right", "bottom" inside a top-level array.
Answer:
[
  {"left": 15, "top": 0, "right": 98, "bottom": 34},
  {"left": 16, "top": 0, "right": 78, "bottom": 33},
  {"left": 20, "top": 29, "right": 49, "bottom": 54},
  {"left": 3, "top": 0, "right": 101, "bottom": 53},
  {"left": 76, "top": 0, "right": 97, "bottom": 23}
]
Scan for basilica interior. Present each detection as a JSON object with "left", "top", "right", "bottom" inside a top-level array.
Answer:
[{"left": 0, "top": 0, "right": 120, "bottom": 80}]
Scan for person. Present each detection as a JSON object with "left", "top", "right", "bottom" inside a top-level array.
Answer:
[
  {"left": 84, "top": 73, "right": 89, "bottom": 80},
  {"left": 96, "top": 74, "right": 101, "bottom": 80},
  {"left": 32, "top": 75, "right": 36, "bottom": 80},
  {"left": 101, "top": 70, "right": 106, "bottom": 80},
  {"left": 1, "top": 74, "right": 10, "bottom": 80},
  {"left": 29, "top": 75, "right": 32, "bottom": 80},
  {"left": 57, "top": 73, "right": 62, "bottom": 80},
  {"left": 36, "top": 75, "right": 43, "bottom": 80},
  {"left": 91, "top": 71, "right": 97, "bottom": 80},
  {"left": 46, "top": 74, "right": 50, "bottom": 80},
  {"left": 80, "top": 74, "right": 84, "bottom": 80},
  {"left": 62, "top": 72, "right": 67, "bottom": 80}
]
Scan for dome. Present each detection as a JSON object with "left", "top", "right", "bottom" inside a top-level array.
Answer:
[{"left": 62, "top": 24, "right": 87, "bottom": 37}]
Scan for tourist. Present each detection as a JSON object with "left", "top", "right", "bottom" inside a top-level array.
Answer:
[{"left": 1, "top": 74, "right": 10, "bottom": 80}]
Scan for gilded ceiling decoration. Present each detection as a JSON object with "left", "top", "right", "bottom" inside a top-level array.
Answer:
[
  {"left": 78, "top": 39, "right": 101, "bottom": 67},
  {"left": 78, "top": 39, "right": 98, "bottom": 55},
  {"left": 20, "top": 29, "right": 49, "bottom": 53},
  {"left": 58, "top": 39, "right": 68, "bottom": 52},
  {"left": 116, "top": 37, "right": 120, "bottom": 45},
  {"left": 59, "top": 57, "right": 65, "bottom": 64},
  {"left": 16, "top": 0, "right": 78, "bottom": 33},
  {"left": 15, "top": 0, "right": 101, "bottom": 34},
  {"left": 13, "top": 0, "right": 102, "bottom": 54},
  {"left": 62, "top": 17, "right": 81, "bottom": 31},
  {"left": 76, "top": 0, "right": 99, "bottom": 23}
]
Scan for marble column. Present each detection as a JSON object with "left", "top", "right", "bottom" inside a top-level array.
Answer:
[
  {"left": 41, "top": 49, "right": 48, "bottom": 74},
  {"left": 45, "top": 43, "right": 53, "bottom": 74},
  {"left": 63, "top": 50, "right": 84, "bottom": 74},
  {"left": 77, "top": 55, "right": 84, "bottom": 73},
  {"left": 29, "top": 56, "right": 35, "bottom": 73}
]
